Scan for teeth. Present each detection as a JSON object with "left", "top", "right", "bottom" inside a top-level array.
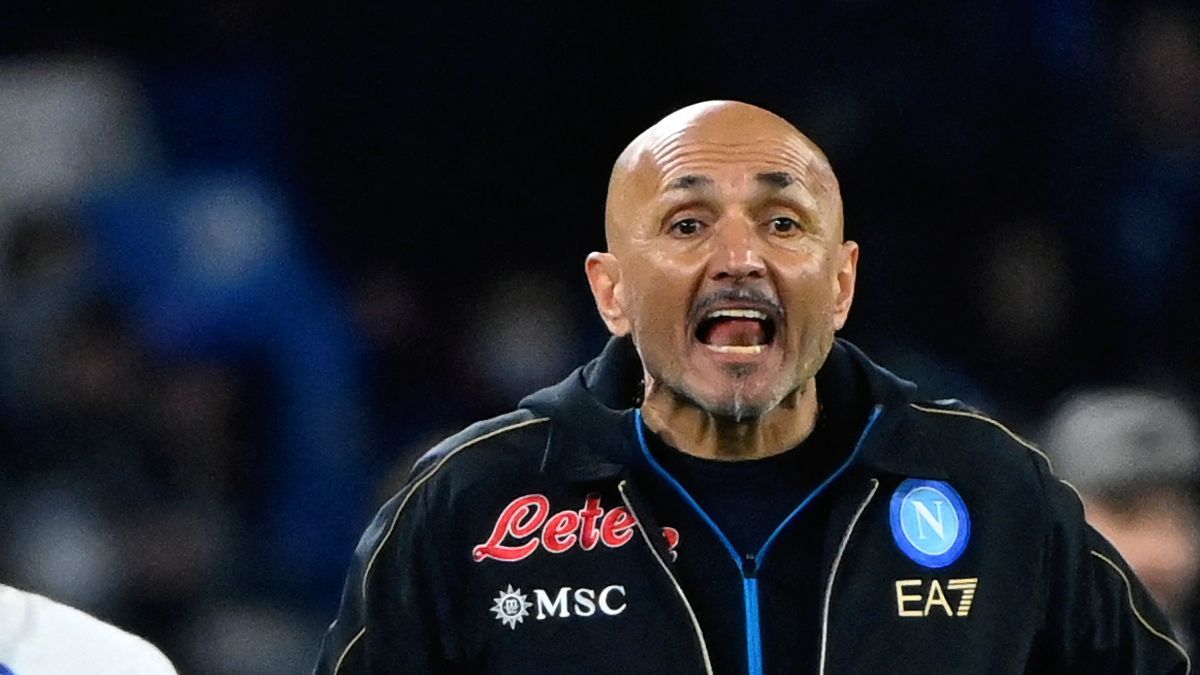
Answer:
[
  {"left": 706, "top": 309, "right": 769, "bottom": 321},
  {"left": 706, "top": 345, "right": 767, "bottom": 354}
]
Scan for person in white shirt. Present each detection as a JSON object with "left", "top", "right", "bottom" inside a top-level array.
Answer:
[{"left": 0, "top": 584, "right": 177, "bottom": 675}]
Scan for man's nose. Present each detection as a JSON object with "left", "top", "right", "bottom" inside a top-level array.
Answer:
[{"left": 711, "top": 217, "right": 766, "bottom": 281}]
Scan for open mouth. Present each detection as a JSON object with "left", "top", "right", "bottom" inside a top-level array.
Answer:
[{"left": 694, "top": 308, "right": 777, "bottom": 354}]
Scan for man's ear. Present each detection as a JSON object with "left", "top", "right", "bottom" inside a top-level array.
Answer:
[
  {"left": 831, "top": 241, "right": 859, "bottom": 331},
  {"left": 585, "top": 252, "right": 631, "bottom": 336}
]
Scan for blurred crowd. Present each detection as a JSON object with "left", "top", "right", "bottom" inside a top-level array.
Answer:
[{"left": 1, "top": 1, "right": 1198, "bottom": 671}]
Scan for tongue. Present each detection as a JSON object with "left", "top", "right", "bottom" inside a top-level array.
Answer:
[{"left": 705, "top": 319, "right": 766, "bottom": 347}]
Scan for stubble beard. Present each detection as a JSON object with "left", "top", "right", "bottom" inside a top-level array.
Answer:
[
  {"left": 635, "top": 318, "right": 835, "bottom": 423},
  {"left": 689, "top": 334, "right": 835, "bottom": 422},
  {"left": 671, "top": 363, "right": 796, "bottom": 423}
]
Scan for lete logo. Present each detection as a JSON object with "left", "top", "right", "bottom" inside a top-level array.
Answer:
[{"left": 473, "top": 494, "right": 680, "bottom": 563}]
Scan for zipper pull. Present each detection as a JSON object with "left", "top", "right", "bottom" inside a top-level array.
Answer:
[{"left": 743, "top": 553, "right": 758, "bottom": 578}]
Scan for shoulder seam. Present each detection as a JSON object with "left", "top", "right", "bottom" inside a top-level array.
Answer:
[
  {"left": 908, "top": 403, "right": 1085, "bottom": 503},
  {"left": 1090, "top": 550, "right": 1192, "bottom": 674},
  {"left": 332, "top": 415, "right": 550, "bottom": 674},
  {"left": 332, "top": 627, "right": 366, "bottom": 674},
  {"left": 909, "top": 402, "right": 1051, "bottom": 466}
]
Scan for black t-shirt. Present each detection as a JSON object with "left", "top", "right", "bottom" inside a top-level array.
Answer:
[
  {"left": 645, "top": 386, "right": 865, "bottom": 560},
  {"left": 645, "top": 410, "right": 846, "bottom": 559}
]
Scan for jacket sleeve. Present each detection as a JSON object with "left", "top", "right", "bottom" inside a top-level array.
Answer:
[
  {"left": 1034, "top": 467, "right": 1191, "bottom": 674},
  {"left": 314, "top": 457, "right": 463, "bottom": 674}
]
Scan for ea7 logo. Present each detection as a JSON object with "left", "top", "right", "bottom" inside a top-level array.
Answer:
[{"left": 894, "top": 578, "right": 978, "bottom": 617}]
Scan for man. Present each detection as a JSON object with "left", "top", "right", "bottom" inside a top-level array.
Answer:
[
  {"left": 1042, "top": 389, "right": 1200, "bottom": 650},
  {"left": 0, "top": 583, "right": 177, "bottom": 674},
  {"left": 316, "top": 101, "right": 1189, "bottom": 673}
]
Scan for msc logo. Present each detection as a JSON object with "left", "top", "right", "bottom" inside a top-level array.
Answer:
[
  {"left": 490, "top": 584, "right": 532, "bottom": 629},
  {"left": 895, "top": 578, "right": 979, "bottom": 617},
  {"left": 491, "top": 585, "right": 627, "bottom": 630},
  {"left": 889, "top": 479, "right": 971, "bottom": 568}
]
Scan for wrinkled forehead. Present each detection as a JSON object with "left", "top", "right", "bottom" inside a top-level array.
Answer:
[
  {"left": 643, "top": 118, "right": 832, "bottom": 191},
  {"left": 606, "top": 103, "right": 841, "bottom": 244}
]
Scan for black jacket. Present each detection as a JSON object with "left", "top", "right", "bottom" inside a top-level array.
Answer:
[{"left": 316, "top": 337, "right": 1191, "bottom": 674}]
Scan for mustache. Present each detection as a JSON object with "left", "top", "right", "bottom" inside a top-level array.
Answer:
[{"left": 689, "top": 287, "right": 784, "bottom": 324}]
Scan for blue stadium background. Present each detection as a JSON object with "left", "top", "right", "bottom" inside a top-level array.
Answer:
[{"left": 1, "top": 1, "right": 1198, "bottom": 671}]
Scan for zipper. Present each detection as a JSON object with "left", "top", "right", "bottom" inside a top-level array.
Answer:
[
  {"left": 633, "top": 406, "right": 884, "bottom": 675},
  {"left": 618, "top": 480, "right": 714, "bottom": 675},
  {"left": 743, "top": 568, "right": 762, "bottom": 675},
  {"left": 818, "top": 478, "right": 880, "bottom": 675}
]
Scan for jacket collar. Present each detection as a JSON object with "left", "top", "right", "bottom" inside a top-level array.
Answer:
[
  {"left": 820, "top": 339, "right": 948, "bottom": 480},
  {"left": 520, "top": 336, "right": 948, "bottom": 483}
]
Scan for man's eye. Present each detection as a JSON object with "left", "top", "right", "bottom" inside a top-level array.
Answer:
[
  {"left": 670, "top": 218, "right": 704, "bottom": 236},
  {"left": 769, "top": 217, "right": 800, "bottom": 234}
]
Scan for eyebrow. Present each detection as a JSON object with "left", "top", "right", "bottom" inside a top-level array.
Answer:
[
  {"left": 755, "top": 171, "right": 795, "bottom": 189},
  {"left": 665, "top": 174, "right": 714, "bottom": 191},
  {"left": 665, "top": 172, "right": 799, "bottom": 191}
]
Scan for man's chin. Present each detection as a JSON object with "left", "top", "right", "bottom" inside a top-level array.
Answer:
[
  {"left": 708, "top": 400, "right": 772, "bottom": 423},
  {"left": 683, "top": 380, "right": 787, "bottom": 423}
]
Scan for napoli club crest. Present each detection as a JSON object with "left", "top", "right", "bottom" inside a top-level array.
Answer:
[{"left": 889, "top": 479, "right": 971, "bottom": 568}]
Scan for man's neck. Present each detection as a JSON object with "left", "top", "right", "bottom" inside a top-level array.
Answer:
[{"left": 640, "top": 380, "right": 820, "bottom": 461}]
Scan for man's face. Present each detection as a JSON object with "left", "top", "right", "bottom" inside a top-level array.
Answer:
[
  {"left": 1084, "top": 489, "right": 1200, "bottom": 616},
  {"left": 591, "top": 103, "right": 857, "bottom": 419}
]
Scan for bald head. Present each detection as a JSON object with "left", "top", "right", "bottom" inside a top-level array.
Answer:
[
  {"left": 604, "top": 101, "right": 842, "bottom": 251},
  {"left": 584, "top": 101, "right": 860, "bottom": 427}
]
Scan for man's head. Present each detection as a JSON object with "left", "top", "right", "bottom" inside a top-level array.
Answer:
[
  {"left": 1043, "top": 389, "right": 1200, "bottom": 616},
  {"left": 586, "top": 101, "right": 858, "bottom": 420}
]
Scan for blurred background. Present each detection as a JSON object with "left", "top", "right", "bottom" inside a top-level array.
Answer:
[{"left": 1, "top": 0, "right": 1198, "bottom": 671}]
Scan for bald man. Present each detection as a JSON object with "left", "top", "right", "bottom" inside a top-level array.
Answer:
[{"left": 316, "top": 102, "right": 1188, "bottom": 674}]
